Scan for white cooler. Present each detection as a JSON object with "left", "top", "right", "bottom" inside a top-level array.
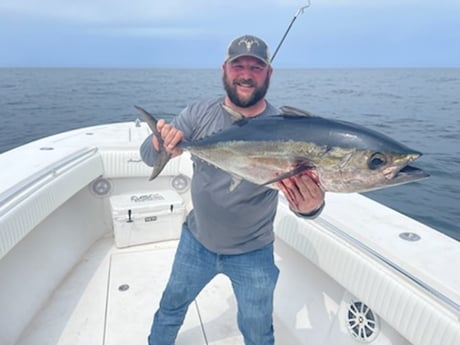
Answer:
[{"left": 110, "top": 190, "right": 185, "bottom": 248}]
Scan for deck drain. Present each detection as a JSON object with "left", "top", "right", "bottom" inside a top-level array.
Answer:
[
  {"left": 118, "top": 284, "right": 130, "bottom": 292},
  {"left": 346, "top": 301, "right": 379, "bottom": 342},
  {"left": 171, "top": 174, "right": 190, "bottom": 193},
  {"left": 90, "top": 177, "right": 112, "bottom": 197},
  {"left": 399, "top": 232, "right": 421, "bottom": 241}
]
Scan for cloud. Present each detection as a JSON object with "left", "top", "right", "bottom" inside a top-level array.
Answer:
[
  {"left": 1, "top": 0, "right": 459, "bottom": 67},
  {"left": 0, "top": 0, "right": 299, "bottom": 40},
  {"left": 4, "top": 1, "right": 149, "bottom": 23},
  {"left": 1, "top": 0, "right": 191, "bottom": 22},
  {"left": 2, "top": 0, "right": 458, "bottom": 23},
  {"left": 1, "top": 0, "right": 313, "bottom": 44},
  {"left": 102, "top": 26, "right": 207, "bottom": 38},
  {"left": 1, "top": 0, "right": 297, "bottom": 23}
]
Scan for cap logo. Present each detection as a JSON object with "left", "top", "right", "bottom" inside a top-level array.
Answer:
[
  {"left": 239, "top": 37, "right": 260, "bottom": 52},
  {"left": 225, "top": 35, "right": 270, "bottom": 64}
]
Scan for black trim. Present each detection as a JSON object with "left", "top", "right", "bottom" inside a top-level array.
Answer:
[{"left": 291, "top": 201, "right": 325, "bottom": 219}]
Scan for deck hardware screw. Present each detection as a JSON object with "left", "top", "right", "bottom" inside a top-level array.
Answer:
[{"left": 118, "top": 284, "right": 130, "bottom": 291}]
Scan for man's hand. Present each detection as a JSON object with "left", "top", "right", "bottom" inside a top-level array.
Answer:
[
  {"left": 152, "top": 119, "right": 184, "bottom": 157},
  {"left": 276, "top": 172, "right": 325, "bottom": 215}
]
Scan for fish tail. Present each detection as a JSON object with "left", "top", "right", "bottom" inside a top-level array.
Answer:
[
  {"left": 135, "top": 105, "right": 158, "bottom": 133},
  {"left": 135, "top": 105, "right": 171, "bottom": 181},
  {"left": 149, "top": 148, "right": 171, "bottom": 181}
]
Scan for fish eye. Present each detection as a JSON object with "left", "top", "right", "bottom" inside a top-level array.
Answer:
[{"left": 368, "top": 152, "right": 387, "bottom": 170}]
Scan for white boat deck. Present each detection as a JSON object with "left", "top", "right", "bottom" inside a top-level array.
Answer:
[
  {"left": 16, "top": 235, "right": 313, "bottom": 345},
  {"left": 105, "top": 244, "right": 241, "bottom": 345},
  {"left": 15, "top": 238, "right": 225, "bottom": 344},
  {"left": 8, "top": 191, "right": 460, "bottom": 345}
]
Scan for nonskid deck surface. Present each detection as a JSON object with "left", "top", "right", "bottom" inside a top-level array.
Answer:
[
  {"left": 18, "top": 237, "right": 245, "bottom": 345},
  {"left": 104, "top": 241, "right": 299, "bottom": 345},
  {"left": 106, "top": 246, "right": 243, "bottom": 345},
  {"left": 17, "top": 229, "right": 305, "bottom": 345}
]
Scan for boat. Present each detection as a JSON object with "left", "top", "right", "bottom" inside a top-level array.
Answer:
[{"left": 1, "top": 118, "right": 459, "bottom": 345}]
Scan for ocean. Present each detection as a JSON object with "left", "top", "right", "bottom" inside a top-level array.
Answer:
[{"left": 0, "top": 68, "right": 459, "bottom": 240}]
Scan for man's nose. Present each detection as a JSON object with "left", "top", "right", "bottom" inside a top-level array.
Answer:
[{"left": 238, "top": 66, "right": 255, "bottom": 77}]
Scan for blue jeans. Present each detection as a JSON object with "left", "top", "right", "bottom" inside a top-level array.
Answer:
[{"left": 148, "top": 226, "right": 279, "bottom": 345}]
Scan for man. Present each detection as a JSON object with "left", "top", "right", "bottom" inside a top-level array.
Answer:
[{"left": 140, "top": 34, "right": 325, "bottom": 345}]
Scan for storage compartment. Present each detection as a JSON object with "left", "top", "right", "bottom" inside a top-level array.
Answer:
[{"left": 110, "top": 190, "right": 185, "bottom": 248}]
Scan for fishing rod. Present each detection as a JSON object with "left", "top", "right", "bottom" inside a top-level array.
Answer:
[{"left": 270, "top": 0, "right": 312, "bottom": 63}]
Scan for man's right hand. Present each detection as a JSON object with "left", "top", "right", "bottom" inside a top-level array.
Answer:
[{"left": 152, "top": 119, "right": 184, "bottom": 157}]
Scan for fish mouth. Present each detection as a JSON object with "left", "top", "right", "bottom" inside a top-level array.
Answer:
[
  {"left": 397, "top": 165, "right": 430, "bottom": 178},
  {"left": 391, "top": 165, "right": 430, "bottom": 184},
  {"left": 384, "top": 152, "right": 426, "bottom": 181}
]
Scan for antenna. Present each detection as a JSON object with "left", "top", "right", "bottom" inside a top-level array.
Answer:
[{"left": 271, "top": 0, "right": 312, "bottom": 63}]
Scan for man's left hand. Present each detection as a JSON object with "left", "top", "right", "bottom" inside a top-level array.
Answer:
[{"left": 276, "top": 172, "right": 325, "bottom": 215}]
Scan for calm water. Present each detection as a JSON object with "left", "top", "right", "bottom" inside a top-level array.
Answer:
[{"left": 0, "top": 68, "right": 459, "bottom": 240}]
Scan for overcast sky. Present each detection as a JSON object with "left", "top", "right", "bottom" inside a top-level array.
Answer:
[{"left": 1, "top": 0, "right": 459, "bottom": 68}]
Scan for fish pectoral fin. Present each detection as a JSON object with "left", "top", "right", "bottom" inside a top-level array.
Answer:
[
  {"left": 229, "top": 176, "right": 243, "bottom": 191},
  {"left": 262, "top": 164, "right": 314, "bottom": 186}
]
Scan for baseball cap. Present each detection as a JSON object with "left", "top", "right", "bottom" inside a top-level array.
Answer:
[{"left": 224, "top": 35, "right": 271, "bottom": 65}]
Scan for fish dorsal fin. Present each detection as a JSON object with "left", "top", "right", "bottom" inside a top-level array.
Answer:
[
  {"left": 221, "top": 104, "right": 250, "bottom": 126},
  {"left": 280, "top": 105, "right": 315, "bottom": 118},
  {"left": 222, "top": 103, "right": 243, "bottom": 119}
]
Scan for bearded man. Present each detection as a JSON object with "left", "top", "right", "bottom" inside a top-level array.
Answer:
[{"left": 141, "top": 34, "right": 325, "bottom": 345}]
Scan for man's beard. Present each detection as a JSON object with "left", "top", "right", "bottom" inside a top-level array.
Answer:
[{"left": 223, "top": 70, "right": 270, "bottom": 108}]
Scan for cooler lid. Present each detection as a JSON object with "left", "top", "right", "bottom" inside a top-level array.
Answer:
[{"left": 110, "top": 190, "right": 184, "bottom": 212}]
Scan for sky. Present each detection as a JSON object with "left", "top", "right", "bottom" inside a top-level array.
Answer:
[{"left": 1, "top": 0, "right": 459, "bottom": 68}]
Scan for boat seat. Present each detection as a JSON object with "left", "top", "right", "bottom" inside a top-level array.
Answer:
[
  {"left": 99, "top": 149, "right": 191, "bottom": 179},
  {"left": 274, "top": 201, "right": 460, "bottom": 345},
  {"left": 0, "top": 147, "right": 104, "bottom": 260}
]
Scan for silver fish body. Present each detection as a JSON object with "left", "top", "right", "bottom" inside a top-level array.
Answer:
[{"left": 136, "top": 105, "right": 429, "bottom": 193}]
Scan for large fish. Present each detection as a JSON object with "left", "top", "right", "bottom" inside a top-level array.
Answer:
[{"left": 135, "top": 105, "right": 429, "bottom": 193}]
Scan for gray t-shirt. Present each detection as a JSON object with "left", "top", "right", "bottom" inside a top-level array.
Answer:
[{"left": 140, "top": 97, "right": 280, "bottom": 254}]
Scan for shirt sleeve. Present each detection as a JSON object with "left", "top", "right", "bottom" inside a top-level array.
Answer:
[
  {"left": 140, "top": 133, "right": 156, "bottom": 167},
  {"left": 290, "top": 201, "right": 325, "bottom": 220}
]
